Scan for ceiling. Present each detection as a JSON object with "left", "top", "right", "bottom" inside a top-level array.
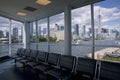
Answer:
[{"left": 0, "top": 0, "right": 102, "bottom": 22}]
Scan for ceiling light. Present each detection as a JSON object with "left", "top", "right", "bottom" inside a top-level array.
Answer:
[
  {"left": 17, "top": 12, "right": 27, "bottom": 16},
  {"left": 36, "top": 0, "right": 51, "bottom": 6}
]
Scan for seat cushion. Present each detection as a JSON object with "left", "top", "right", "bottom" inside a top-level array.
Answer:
[
  {"left": 15, "top": 57, "right": 24, "bottom": 61},
  {"left": 34, "top": 64, "right": 51, "bottom": 72},
  {"left": 26, "top": 61, "right": 39, "bottom": 68},
  {"left": 19, "top": 59, "right": 30, "bottom": 63},
  {"left": 47, "top": 68, "right": 70, "bottom": 79}
]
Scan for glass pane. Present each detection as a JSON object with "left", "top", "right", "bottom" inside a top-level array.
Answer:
[
  {"left": 49, "top": 13, "right": 65, "bottom": 54},
  {"left": 11, "top": 20, "right": 24, "bottom": 54},
  {"left": 30, "top": 22, "right": 37, "bottom": 50},
  {"left": 38, "top": 18, "right": 48, "bottom": 52},
  {"left": 0, "top": 16, "right": 9, "bottom": 57},
  {"left": 94, "top": 0, "right": 120, "bottom": 62},
  {"left": 71, "top": 5, "right": 92, "bottom": 58}
]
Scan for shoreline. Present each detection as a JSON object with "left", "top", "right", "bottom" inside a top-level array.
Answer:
[{"left": 86, "top": 47, "right": 119, "bottom": 59}]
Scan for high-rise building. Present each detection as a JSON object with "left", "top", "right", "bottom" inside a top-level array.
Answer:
[
  {"left": 30, "top": 23, "right": 33, "bottom": 35},
  {"left": 13, "top": 27, "right": 18, "bottom": 37},
  {"left": 6, "top": 31, "right": 9, "bottom": 38},
  {"left": 54, "top": 24, "right": 59, "bottom": 31},
  {"left": 0, "top": 30, "right": 4, "bottom": 37},
  {"left": 98, "top": 9, "right": 102, "bottom": 34},
  {"left": 83, "top": 25, "right": 86, "bottom": 36},
  {"left": 60, "top": 26, "right": 64, "bottom": 30},
  {"left": 74, "top": 24, "right": 79, "bottom": 36},
  {"left": 39, "top": 26, "right": 41, "bottom": 36},
  {"left": 43, "top": 28, "right": 47, "bottom": 35},
  {"left": 101, "top": 28, "right": 108, "bottom": 33}
]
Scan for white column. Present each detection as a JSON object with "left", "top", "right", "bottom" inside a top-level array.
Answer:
[
  {"left": 23, "top": 22, "right": 30, "bottom": 49},
  {"left": 64, "top": 6, "right": 72, "bottom": 55},
  {"left": 9, "top": 19, "right": 12, "bottom": 55},
  {"left": 35, "top": 21, "right": 38, "bottom": 50},
  {"left": 47, "top": 17, "right": 50, "bottom": 53},
  {"left": 91, "top": 4, "right": 95, "bottom": 59}
]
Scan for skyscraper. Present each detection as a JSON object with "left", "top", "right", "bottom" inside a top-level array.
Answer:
[
  {"left": 39, "top": 26, "right": 41, "bottom": 36},
  {"left": 98, "top": 9, "right": 102, "bottom": 34},
  {"left": 13, "top": 27, "right": 18, "bottom": 37},
  {"left": 43, "top": 28, "right": 47, "bottom": 35},
  {"left": 30, "top": 23, "right": 33, "bottom": 35},
  {"left": 0, "top": 30, "right": 4, "bottom": 37},
  {"left": 60, "top": 26, "right": 64, "bottom": 30},
  {"left": 54, "top": 24, "right": 59, "bottom": 31},
  {"left": 6, "top": 31, "right": 9, "bottom": 38},
  {"left": 83, "top": 25, "right": 86, "bottom": 36},
  {"left": 74, "top": 24, "right": 79, "bottom": 36}
]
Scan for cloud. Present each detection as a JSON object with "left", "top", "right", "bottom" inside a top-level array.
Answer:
[
  {"left": 94, "top": 6, "right": 120, "bottom": 23},
  {"left": 43, "top": 5, "right": 120, "bottom": 29}
]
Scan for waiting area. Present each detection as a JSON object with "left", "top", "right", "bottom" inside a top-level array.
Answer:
[{"left": 0, "top": 48, "right": 120, "bottom": 80}]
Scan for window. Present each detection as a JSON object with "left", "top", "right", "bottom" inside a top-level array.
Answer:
[
  {"left": 37, "top": 18, "right": 48, "bottom": 52},
  {"left": 71, "top": 5, "right": 92, "bottom": 58},
  {"left": 49, "top": 13, "right": 65, "bottom": 54}
]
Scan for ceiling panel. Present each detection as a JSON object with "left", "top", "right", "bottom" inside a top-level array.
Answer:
[{"left": 0, "top": 0, "right": 103, "bottom": 22}]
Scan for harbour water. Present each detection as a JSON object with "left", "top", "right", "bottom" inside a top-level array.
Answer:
[{"left": 0, "top": 40, "right": 119, "bottom": 58}]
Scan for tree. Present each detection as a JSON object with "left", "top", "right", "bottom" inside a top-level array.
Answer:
[
  {"left": 50, "top": 37, "right": 57, "bottom": 42},
  {"left": 11, "top": 36, "right": 17, "bottom": 43},
  {"left": 0, "top": 36, "right": 3, "bottom": 38},
  {"left": 39, "top": 36, "right": 47, "bottom": 42}
]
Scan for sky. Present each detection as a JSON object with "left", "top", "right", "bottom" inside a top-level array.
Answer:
[{"left": 0, "top": 0, "right": 120, "bottom": 35}]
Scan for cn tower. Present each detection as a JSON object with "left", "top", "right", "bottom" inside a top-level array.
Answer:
[{"left": 98, "top": 9, "right": 101, "bottom": 34}]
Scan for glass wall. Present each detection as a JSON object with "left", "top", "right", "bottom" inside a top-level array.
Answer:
[
  {"left": 0, "top": 16, "right": 24, "bottom": 57},
  {"left": 70, "top": 0, "right": 120, "bottom": 62},
  {"left": 49, "top": 13, "right": 65, "bottom": 54},
  {"left": 30, "top": 22, "right": 37, "bottom": 50},
  {"left": 37, "top": 18, "right": 48, "bottom": 52},
  {"left": 93, "top": 0, "right": 120, "bottom": 62},
  {"left": 0, "top": 17, "right": 9, "bottom": 57},
  {"left": 71, "top": 5, "right": 92, "bottom": 58},
  {"left": 11, "top": 20, "right": 24, "bottom": 54}
]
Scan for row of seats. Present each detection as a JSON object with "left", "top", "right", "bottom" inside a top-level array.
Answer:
[{"left": 12, "top": 48, "right": 120, "bottom": 80}]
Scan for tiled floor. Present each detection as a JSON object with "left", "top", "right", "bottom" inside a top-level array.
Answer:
[{"left": 0, "top": 60, "right": 46, "bottom": 80}]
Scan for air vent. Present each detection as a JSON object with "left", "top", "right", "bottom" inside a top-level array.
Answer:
[{"left": 24, "top": 6, "right": 37, "bottom": 12}]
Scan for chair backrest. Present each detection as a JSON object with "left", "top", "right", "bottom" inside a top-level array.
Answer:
[
  {"left": 37, "top": 51, "right": 48, "bottom": 62},
  {"left": 76, "top": 57, "right": 96, "bottom": 77},
  {"left": 99, "top": 61, "right": 120, "bottom": 80},
  {"left": 19, "top": 48, "right": 26, "bottom": 57},
  {"left": 24, "top": 49, "right": 31, "bottom": 58},
  {"left": 30, "top": 50, "right": 37, "bottom": 60},
  {"left": 16, "top": 48, "right": 22, "bottom": 56},
  {"left": 47, "top": 53, "right": 60, "bottom": 66},
  {"left": 59, "top": 55, "right": 76, "bottom": 72}
]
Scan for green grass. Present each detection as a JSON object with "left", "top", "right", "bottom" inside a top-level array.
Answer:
[{"left": 102, "top": 56, "right": 120, "bottom": 62}]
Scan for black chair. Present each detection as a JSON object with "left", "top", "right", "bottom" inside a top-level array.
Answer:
[
  {"left": 26, "top": 51, "right": 48, "bottom": 68},
  {"left": 11, "top": 48, "right": 22, "bottom": 59},
  {"left": 14, "top": 48, "right": 26, "bottom": 63},
  {"left": 71, "top": 57, "right": 97, "bottom": 80},
  {"left": 98, "top": 61, "right": 120, "bottom": 80},
  {"left": 17, "top": 49, "right": 31, "bottom": 62},
  {"left": 46, "top": 55, "right": 76, "bottom": 80},
  {"left": 34, "top": 53, "right": 60, "bottom": 74},
  {"left": 17, "top": 49, "right": 31, "bottom": 69},
  {"left": 29, "top": 50, "right": 38, "bottom": 62}
]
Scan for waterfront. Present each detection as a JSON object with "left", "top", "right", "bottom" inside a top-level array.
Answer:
[{"left": 0, "top": 40, "right": 120, "bottom": 58}]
